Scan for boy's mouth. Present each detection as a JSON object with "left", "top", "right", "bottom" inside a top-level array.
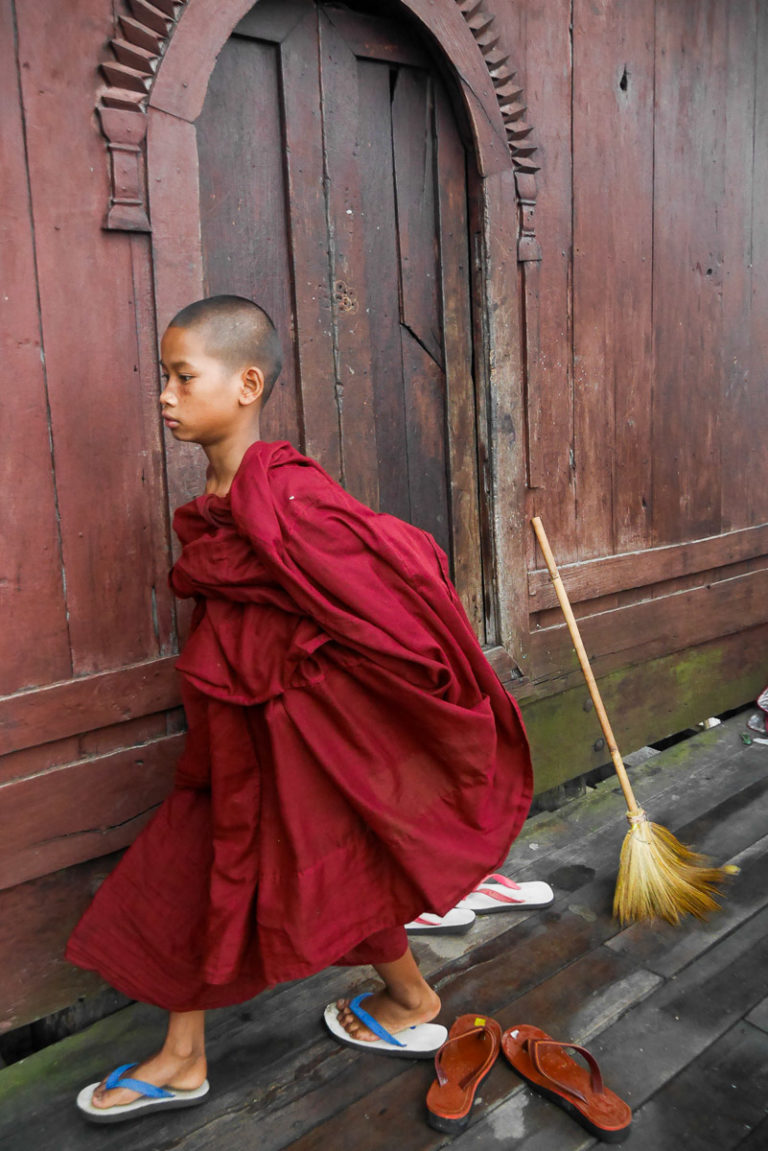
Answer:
[{"left": 162, "top": 414, "right": 180, "bottom": 428}]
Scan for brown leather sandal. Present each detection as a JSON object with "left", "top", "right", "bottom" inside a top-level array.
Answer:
[
  {"left": 502, "top": 1025, "right": 632, "bottom": 1144},
  {"left": 426, "top": 1014, "right": 502, "bottom": 1133}
]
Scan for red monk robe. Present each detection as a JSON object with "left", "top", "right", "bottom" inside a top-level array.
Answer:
[{"left": 67, "top": 441, "right": 533, "bottom": 1011}]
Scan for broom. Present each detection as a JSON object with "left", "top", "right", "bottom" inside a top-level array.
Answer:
[{"left": 531, "top": 516, "right": 736, "bottom": 925}]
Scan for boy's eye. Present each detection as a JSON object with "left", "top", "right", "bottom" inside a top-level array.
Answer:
[{"left": 179, "top": 375, "right": 193, "bottom": 383}]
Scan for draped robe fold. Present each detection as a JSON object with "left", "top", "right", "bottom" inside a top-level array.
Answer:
[{"left": 66, "top": 441, "right": 532, "bottom": 1011}]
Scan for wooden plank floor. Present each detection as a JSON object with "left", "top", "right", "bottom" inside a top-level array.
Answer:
[{"left": 1, "top": 712, "right": 767, "bottom": 1149}]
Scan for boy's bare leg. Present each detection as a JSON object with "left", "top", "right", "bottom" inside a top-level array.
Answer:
[
  {"left": 335, "top": 946, "right": 440, "bottom": 1042},
  {"left": 90, "top": 1010, "right": 207, "bottom": 1110}
]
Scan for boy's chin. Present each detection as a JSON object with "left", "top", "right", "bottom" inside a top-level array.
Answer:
[{"left": 165, "top": 425, "right": 195, "bottom": 442}]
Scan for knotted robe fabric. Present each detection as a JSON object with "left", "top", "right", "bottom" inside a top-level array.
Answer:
[{"left": 67, "top": 441, "right": 533, "bottom": 1010}]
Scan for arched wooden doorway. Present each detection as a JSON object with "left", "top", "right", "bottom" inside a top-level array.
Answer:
[
  {"left": 147, "top": 0, "right": 528, "bottom": 675},
  {"left": 194, "top": 0, "right": 485, "bottom": 634}
]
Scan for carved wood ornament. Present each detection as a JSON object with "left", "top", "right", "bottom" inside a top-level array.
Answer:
[{"left": 96, "top": 0, "right": 541, "bottom": 260}]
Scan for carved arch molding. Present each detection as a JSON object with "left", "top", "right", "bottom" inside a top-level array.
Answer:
[{"left": 96, "top": 0, "right": 541, "bottom": 261}]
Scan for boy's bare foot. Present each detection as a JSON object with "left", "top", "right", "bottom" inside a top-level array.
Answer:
[
  {"left": 335, "top": 984, "right": 441, "bottom": 1043},
  {"left": 90, "top": 1050, "right": 207, "bottom": 1110}
]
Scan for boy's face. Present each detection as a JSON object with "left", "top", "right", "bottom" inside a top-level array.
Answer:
[{"left": 159, "top": 325, "right": 253, "bottom": 445}]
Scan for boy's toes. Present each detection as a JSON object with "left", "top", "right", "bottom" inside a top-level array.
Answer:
[{"left": 334, "top": 999, "right": 376, "bottom": 1042}]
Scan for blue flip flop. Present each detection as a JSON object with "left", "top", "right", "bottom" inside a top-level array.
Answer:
[
  {"left": 76, "top": 1062, "right": 210, "bottom": 1124},
  {"left": 324, "top": 992, "right": 447, "bottom": 1059}
]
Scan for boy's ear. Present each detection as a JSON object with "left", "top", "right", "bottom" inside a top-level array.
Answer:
[{"left": 240, "top": 365, "right": 265, "bottom": 407}]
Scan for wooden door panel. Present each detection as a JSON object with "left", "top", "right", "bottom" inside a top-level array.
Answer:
[
  {"left": 0, "top": 735, "right": 182, "bottom": 892},
  {"left": 400, "top": 329, "right": 451, "bottom": 558},
  {"left": 281, "top": 10, "right": 343, "bottom": 478},
  {"left": 0, "top": 657, "right": 179, "bottom": 758},
  {"left": 197, "top": 33, "right": 299, "bottom": 446},
  {"left": 391, "top": 67, "right": 444, "bottom": 368},
  {"left": 318, "top": 10, "right": 380, "bottom": 509},
  {"left": 651, "top": 0, "right": 726, "bottom": 545},
  {"left": 0, "top": 3, "right": 70, "bottom": 694},
  {"left": 234, "top": 0, "right": 308, "bottom": 43},
  {"left": 435, "top": 84, "right": 484, "bottom": 638},
  {"left": 355, "top": 57, "right": 411, "bottom": 524},
  {"left": 324, "top": 5, "right": 429, "bottom": 67},
  {"left": 194, "top": 0, "right": 484, "bottom": 632}
]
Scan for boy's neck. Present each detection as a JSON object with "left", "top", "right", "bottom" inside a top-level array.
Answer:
[{"left": 203, "top": 424, "right": 262, "bottom": 496}]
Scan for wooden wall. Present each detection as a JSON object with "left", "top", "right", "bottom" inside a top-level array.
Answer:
[
  {"left": 490, "top": 0, "right": 768, "bottom": 784},
  {"left": 0, "top": 0, "right": 766, "bottom": 1030},
  {"left": 0, "top": 0, "right": 183, "bottom": 1031}
]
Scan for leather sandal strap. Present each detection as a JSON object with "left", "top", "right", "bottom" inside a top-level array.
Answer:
[
  {"left": 434, "top": 1025, "right": 495, "bottom": 1088},
  {"left": 525, "top": 1038, "right": 605, "bottom": 1103}
]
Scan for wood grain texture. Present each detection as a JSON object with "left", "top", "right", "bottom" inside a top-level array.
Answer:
[
  {"left": 146, "top": 105, "right": 206, "bottom": 513},
  {"left": 435, "top": 84, "right": 484, "bottom": 637},
  {"left": 355, "top": 57, "right": 411, "bottom": 524},
  {"left": 518, "top": 622, "right": 768, "bottom": 792},
  {"left": 15, "top": 0, "right": 171, "bottom": 673},
  {"left": 196, "top": 31, "right": 299, "bottom": 447},
  {"left": 528, "top": 522, "right": 768, "bottom": 609},
  {"left": 281, "top": 9, "right": 341, "bottom": 475},
  {"left": 0, "top": 656, "right": 180, "bottom": 757},
  {"left": 318, "top": 10, "right": 380, "bottom": 510},
  {"left": 0, "top": 852, "right": 125, "bottom": 1031},
  {"left": 148, "top": 0, "right": 254, "bottom": 121},
  {"left": 748, "top": 3, "right": 768, "bottom": 528},
  {"left": 719, "top": 0, "right": 759, "bottom": 534},
  {"left": 0, "top": 734, "right": 182, "bottom": 890},
  {"left": 529, "top": 564, "right": 768, "bottom": 683},
  {"left": 651, "top": 0, "right": 727, "bottom": 545},
  {"left": 0, "top": 711, "right": 172, "bottom": 787},
  {"left": 391, "top": 68, "right": 443, "bottom": 369},
  {"left": 0, "top": 0, "right": 70, "bottom": 694},
  {"left": 399, "top": 329, "right": 450, "bottom": 558},
  {"left": 395, "top": 0, "right": 512, "bottom": 177},
  {"left": 512, "top": 0, "right": 578, "bottom": 560},
  {"left": 572, "top": 0, "right": 655, "bottom": 557}
]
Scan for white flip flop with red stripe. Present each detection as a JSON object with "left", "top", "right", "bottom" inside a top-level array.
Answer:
[
  {"left": 457, "top": 873, "right": 554, "bottom": 913},
  {"left": 405, "top": 907, "right": 476, "bottom": 935}
]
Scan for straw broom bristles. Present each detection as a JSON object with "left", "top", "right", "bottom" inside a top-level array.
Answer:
[
  {"left": 531, "top": 517, "right": 737, "bottom": 926},
  {"left": 614, "top": 809, "right": 737, "bottom": 925}
]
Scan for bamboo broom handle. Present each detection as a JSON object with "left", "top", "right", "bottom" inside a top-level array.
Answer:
[{"left": 531, "top": 517, "right": 641, "bottom": 817}]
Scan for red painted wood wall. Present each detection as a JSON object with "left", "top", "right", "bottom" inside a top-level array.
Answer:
[{"left": 1, "top": 0, "right": 766, "bottom": 1030}]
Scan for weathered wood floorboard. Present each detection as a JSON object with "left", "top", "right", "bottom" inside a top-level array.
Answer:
[
  {"left": 625, "top": 1020, "right": 768, "bottom": 1150},
  {"left": 0, "top": 716, "right": 766, "bottom": 1150}
]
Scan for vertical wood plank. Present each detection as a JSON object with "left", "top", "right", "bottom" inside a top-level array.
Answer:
[
  {"left": 392, "top": 70, "right": 450, "bottom": 557},
  {"left": 508, "top": 0, "right": 578, "bottom": 563},
  {"left": 748, "top": 3, "right": 768, "bottom": 527},
  {"left": 720, "top": 0, "right": 758, "bottom": 532},
  {"left": 391, "top": 69, "right": 443, "bottom": 368},
  {"left": 434, "top": 84, "right": 484, "bottom": 637},
  {"left": 196, "top": 33, "right": 299, "bottom": 448},
  {"left": 318, "top": 12, "right": 380, "bottom": 509},
  {"left": 355, "top": 58, "right": 411, "bottom": 524},
  {"left": 477, "top": 168, "right": 529, "bottom": 666},
  {"left": 399, "top": 328, "right": 451, "bottom": 557},
  {"left": 15, "top": 0, "right": 172, "bottom": 673},
  {"left": 0, "top": 0, "right": 70, "bottom": 693},
  {"left": 572, "top": 0, "right": 655, "bottom": 558},
  {"left": 128, "top": 232, "right": 177, "bottom": 653},
  {"left": 280, "top": 10, "right": 341, "bottom": 478},
  {"left": 652, "top": 0, "right": 727, "bottom": 545},
  {"left": 147, "top": 106, "right": 206, "bottom": 514}
]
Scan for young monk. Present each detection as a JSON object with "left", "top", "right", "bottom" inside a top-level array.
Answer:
[{"left": 67, "top": 295, "right": 533, "bottom": 1122}]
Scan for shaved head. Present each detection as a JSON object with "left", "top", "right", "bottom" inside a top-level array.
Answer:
[{"left": 167, "top": 296, "right": 283, "bottom": 403}]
